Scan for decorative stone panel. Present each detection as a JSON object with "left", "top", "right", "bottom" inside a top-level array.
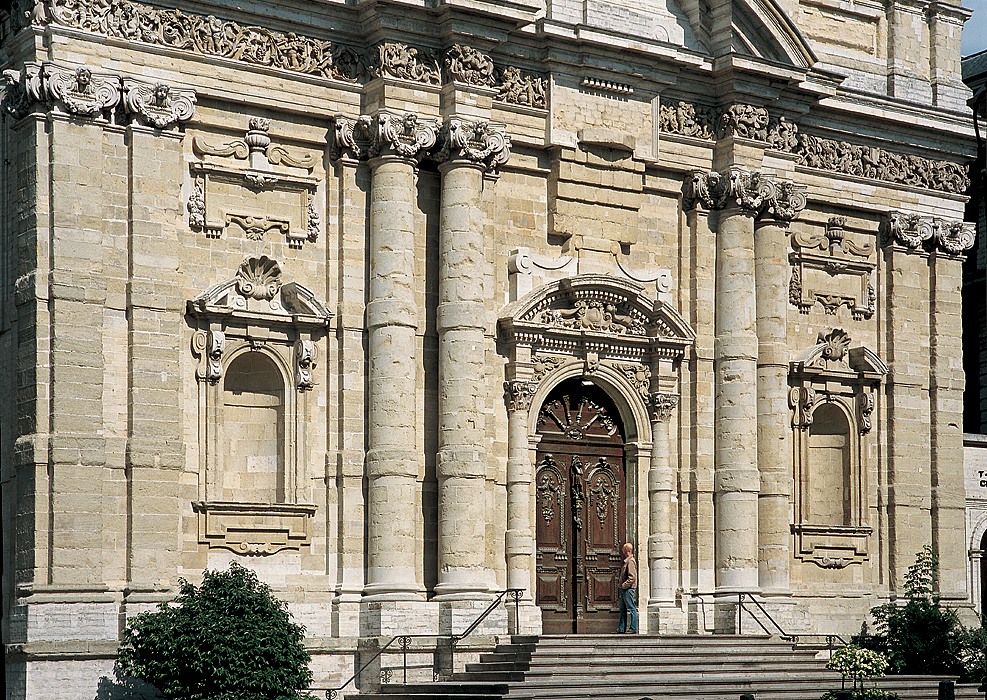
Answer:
[{"left": 789, "top": 217, "right": 876, "bottom": 319}]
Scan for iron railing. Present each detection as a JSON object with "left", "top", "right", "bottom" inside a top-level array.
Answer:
[{"left": 326, "top": 588, "right": 524, "bottom": 699}]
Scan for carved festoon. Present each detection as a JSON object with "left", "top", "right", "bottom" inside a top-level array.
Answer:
[
  {"left": 435, "top": 118, "right": 511, "bottom": 174},
  {"left": 121, "top": 78, "right": 196, "bottom": 128}
]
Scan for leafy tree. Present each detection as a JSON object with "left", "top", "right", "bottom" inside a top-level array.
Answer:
[
  {"left": 869, "top": 546, "right": 965, "bottom": 677},
  {"left": 117, "top": 562, "right": 312, "bottom": 700}
]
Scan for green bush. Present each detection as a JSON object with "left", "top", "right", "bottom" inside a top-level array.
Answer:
[
  {"left": 117, "top": 562, "right": 313, "bottom": 700},
  {"left": 820, "top": 689, "right": 900, "bottom": 700},
  {"left": 868, "top": 546, "right": 965, "bottom": 678}
]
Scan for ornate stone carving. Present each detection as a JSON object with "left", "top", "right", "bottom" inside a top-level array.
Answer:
[
  {"left": 121, "top": 78, "right": 195, "bottom": 128},
  {"left": 717, "top": 104, "right": 769, "bottom": 140},
  {"left": 649, "top": 392, "right": 679, "bottom": 423},
  {"left": 789, "top": 386, "right": 816, "bottom": 429},
  {"left": 818, "top": 328, "right": 851, "bottom": 362},
  {"left": 857, "top": 391, "right": 875, "bottom": 435},
  {"left": 495, "top": 66, "right": 546, "bottom": 109},
  {"left": 790, "top": 218, "right": 876, "bottom": 319},
  {"left": 294, "top": 339, "right": 316, "bottom": 391},
  {"left": 435, "top": 118, "right": 511, "bottom": 174},
  {"left": 236, "top": 255, "right": 282, "bottom": 301},
  {"left": 371, "top": 42, "right": 440, "bottom": 84},
  {"left": 192, "top": 329, "right": 225, "bottom": 384},
  {"left": 658, "top": 101, "right": 715, "bottom": 139},
  {"left": 682, "top": 170, "right": 729, "bottom": 211},
  {"left": 541, "top": 299, "right": 645, "bottom": 335},
  {"left": 613, "top": 362, "right": 651, "bottom": 399},
  {"left": 683, "top": 169, "right": 771, "bottom": 214},
  {"left": 661, "top": 101, "right": 969, "bottom": 194},
  {"left": 34, "top": 0, "right": 361, "bottom": 82},
  {"left": 191, "top": 119, "right": 318, "bottom": 245},
  {"left": 44, "top": 63, "right": 119, "bottom": 116},
  {"left": 532, "top": 354, "right": 568, "bottom": 382},
  {"left": 0, "top": 63, "right": 42, "bottom": 118},
  {"left": 504, "top": 380, "right": 538, "bottom": 412},
  {"left": 443, "top": 44, "right": 495, "bottom": 86},
  {"left": 370, "top": 111, "right": 438, "bottom": 160},
  {"left": 886, "top": 211, "right": 976, "bottom": 254},
  {"left": 763, "top": 179, "right": 807, "bottom": 222},
  {"left": 330, "top": 114, "right": 373, "bottom": 162}
]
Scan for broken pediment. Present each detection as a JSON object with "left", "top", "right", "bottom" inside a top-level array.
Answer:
[
  {"left": 791, "top": 328, "right": 888, "bottom": 381},
  {"left": 187, "top": 255, "right": 332, "bottom": 329}
]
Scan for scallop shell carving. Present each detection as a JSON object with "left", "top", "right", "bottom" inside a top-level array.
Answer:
[{"left": 235, "top": 255, "right": 283, "bottom": 300}]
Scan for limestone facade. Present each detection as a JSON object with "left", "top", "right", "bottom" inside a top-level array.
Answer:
[{"left": 0, "top": 0, "right": 978, "bottom": 697}]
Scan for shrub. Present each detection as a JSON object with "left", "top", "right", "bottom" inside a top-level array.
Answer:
[
  {"left": 117, "top": 562, "right": 313, "bottom": 700},
  {"left": 826, "top": 644, "right": 889, "bottom": 686}
]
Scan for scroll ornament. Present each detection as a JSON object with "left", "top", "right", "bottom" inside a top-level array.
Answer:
[
  {"left": 369, "top": 112, "right": 438, "bottom": 160},
  {"left": 887, "top": 211, "right": 976, "bottom": 254},
  {"left": 193, "top": 117, "right": 317, "bottom": 171},
  {"left": 294, "top": 339, "right": 316, "bottom": 391},
  {"left": 435, "top": 118, "right": 511, "bottom": 174},
  {"left": 857, "top": 391, "right": 875, "bottom": 435},
  {"left": 122, "top": 78, "right": 195, "bottom": 129},
  {"left": 789, "top": 386, "right": 816, "bottom": 429}
]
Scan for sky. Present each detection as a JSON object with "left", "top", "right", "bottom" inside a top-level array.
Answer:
[{"left": 966, "top": 0, "right": 987, "bottom": 56}]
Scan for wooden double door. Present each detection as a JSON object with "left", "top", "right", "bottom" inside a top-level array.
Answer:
[{"left": 535, "top": 379, "right": 627, "bottom": 634}]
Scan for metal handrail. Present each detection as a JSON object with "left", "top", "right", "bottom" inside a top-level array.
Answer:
[{"left": 326, "top": 588, "right": 524, "bottom": 699}]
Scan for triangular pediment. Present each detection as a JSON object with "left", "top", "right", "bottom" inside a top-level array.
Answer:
[{"left": 714, "top": 0, "right": 817, "bottom": 69}]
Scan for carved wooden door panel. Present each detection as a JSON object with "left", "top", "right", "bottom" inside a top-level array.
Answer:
[{"left": 535, "top": 379, "right": 626, "bottom": 634}]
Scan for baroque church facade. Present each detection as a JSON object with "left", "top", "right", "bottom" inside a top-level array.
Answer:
[{"left": 0, "top": 0, "right": 978, "bottom": 696}]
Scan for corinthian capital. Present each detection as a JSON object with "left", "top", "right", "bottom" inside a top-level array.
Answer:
[
  {"left": 504, "top": 381, "right": 537, "bottom": 413},
  {"left": 369, "top": 111, "right": 438, "bottom": 161},
  {"left": 436, "top": 117, "right": 511, "bottom": 174},
  {"left": 330, "top": 114, "right": 373, "bottom": 162},
  {"left": 648, "top": 392, "right": 679, "bottom": 423}
]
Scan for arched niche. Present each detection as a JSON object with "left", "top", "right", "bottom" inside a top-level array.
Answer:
[
  {"left": 186, "top": 254, "right": 332, "bottom": 556},
  {"left": 789, "top": 328, "right": 887, "bottom": 570}
]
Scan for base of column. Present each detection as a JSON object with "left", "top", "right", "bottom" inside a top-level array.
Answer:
[
  {"left": 711, "top": 591, "right": 803, "bottom": 635},
  {"left": 360, "top": 599, "right": 439, "bottom": 636},
  {"left": 647, "top": 601, "right": 687, "bottom": 635},
  {"left": 507, "top": 597, "right": 543, "bottom": 636},
  {"left": 332, "top": 595, "right": 363, "bottom": 637},
  {"left": 439, "top": 599, "right": 506, "bottom": 636}
]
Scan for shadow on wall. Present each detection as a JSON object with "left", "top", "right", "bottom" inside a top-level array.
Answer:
[{"left": 94, "top": 675, "right": 165, "bottom": 700}]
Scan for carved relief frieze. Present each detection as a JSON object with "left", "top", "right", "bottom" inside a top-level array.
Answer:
[
  {"left": 371, "top": 42, "right": 441, "bottom": 85},
  {"left": 789, "top": 217, "right": 876, "bottom": 319},
  {"left": 495, "top": 66, "right": 547, "bottom": 109},
  {"left": 189, "top": 118, "right": 319, "bottom": 245},
  {"left": 886, "top": 210, "right": 976, "bottom": 255},
  {"left": 435, "top": 117, "right": 511, "bottom": 175},
  {"left": 661, "top": 100, "right": 969, "bottom": 194},
  {"left": 444, "top": 44, "right": 496, "bottom": 86}
]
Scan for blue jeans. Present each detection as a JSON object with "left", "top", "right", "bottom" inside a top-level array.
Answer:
[{"left": 617, "top": 587, "right": 637, "bottom": 632}]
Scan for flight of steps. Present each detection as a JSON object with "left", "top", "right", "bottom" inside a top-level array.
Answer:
[{"left": 359, "top": 635, "right": 984, "bottom": 700}]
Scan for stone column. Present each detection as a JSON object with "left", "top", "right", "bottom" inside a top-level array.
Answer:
[
  {"left": 648, "top": 392, "right": 679, "bottom": 607},
  {"left": 364, "top": 111, "right": 437, "bottom": 599},
  {"left": 929, "top": 222, "right": 975, "bottom": 600},
  {"left": 433, "top": 118, "right": 509, "bottom": 598},
  {"left": 329, "top": 116, "right": 372, "bottom": 625},
  {"left": 712, "top": 170, "right": 763, "bottom": 594},
  {"left": 754, "top": 181, "right": 805, "bottom": 595},
  {"left": 504, "top": 381, "right": 537, "bottom": 594}
]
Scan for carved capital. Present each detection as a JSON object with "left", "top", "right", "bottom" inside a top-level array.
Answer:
[
  {"left": 767, "top": 180, "right": 807, "bottom": 222},
  {"left": 648, "top": 392, "right": 679, "bottom": 423},
  {"left": 1, "top": 63, "right": 41, "bottom": 119},
  {"left": 43, "top": 63, "right": 120, "bottom": 116},
  {"left": 330, "top": 114, "right": 373, "bottom": 162},
  {"left": 682, "top": 170, "right": 729, "bottom": 211},
  {"left": 436, "top": 117, "right": 511, "bottom": 174},
  {"left": 886, "top": 211, "right": 975, "bottom": 254},
  {"left": 122, "top": 78, "right": 196, "bottom": 129},
  {"left": 887, "top": 210, "right": 934, "bottom": 248},
  {"left": 934, "top": 219, "right": 976, "bottom": 254},
  {"left": 727, "top": 168, "right": 767, "bottom": 214},
  {"left": 504, "top": 380, "right": 537, "bottom": 413},
  {"left": 370, "top": 111, "right": 438, "bottom": 161}
]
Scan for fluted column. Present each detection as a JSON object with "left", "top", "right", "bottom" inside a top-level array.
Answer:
[
  {"left": 504, "top": 381, "right": 537, "bottom": 594},
  {"left": 754, "top": 180, "right": 805, "bottom": 595},
  {"left": 433, "top": 118, "right": 510, "bottom": 598},
  {"left": 364, "top": 111, "right": 436, "bottom": 599},
  {"left": 648, "top": 392, "right": 679, "bottom": 605}
]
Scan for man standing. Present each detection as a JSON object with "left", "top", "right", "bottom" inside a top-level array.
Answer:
[{"left": 617, "top": 542, "right": 638, "bottom": 633}]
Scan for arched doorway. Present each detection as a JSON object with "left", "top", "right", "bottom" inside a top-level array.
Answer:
[{"left": 535, "top": 378, "right": 627, "bottom": 634}]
